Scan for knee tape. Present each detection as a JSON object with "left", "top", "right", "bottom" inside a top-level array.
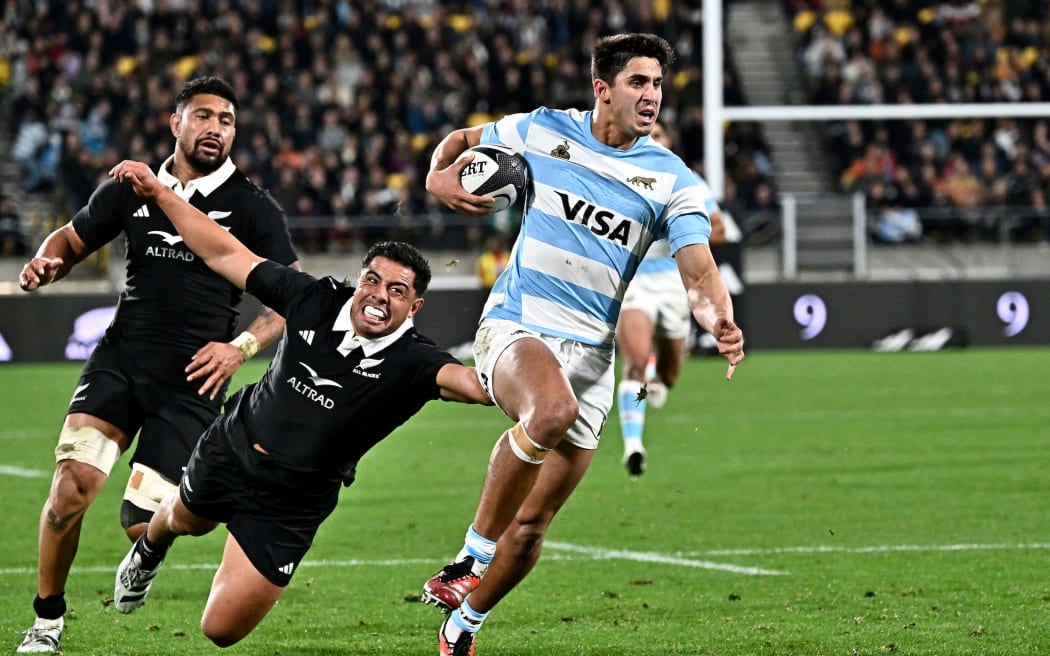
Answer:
[
  {"left": 55, "top": 426, "right": 121, "bottom": 475},
  {"left": 123, "top": 463, "right": 178, "bottom": 513},
  {"left": 505, "top": 423, "right": 551, "bottom": 465}
]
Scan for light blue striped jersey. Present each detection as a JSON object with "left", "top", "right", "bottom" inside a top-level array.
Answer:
[
  {"left": 637, "top": 179, "right": 721, "bottom": 277},
  {"left": 479, "top": 107, "right": 712, "bottom": 348}
]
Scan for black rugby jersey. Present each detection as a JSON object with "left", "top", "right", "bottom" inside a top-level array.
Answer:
[
  {"left": 219, "top": 260, "right": 459, "bottom": 489},
  {"left": 72, "top": 158, "right": 297, "bottom": 371}
]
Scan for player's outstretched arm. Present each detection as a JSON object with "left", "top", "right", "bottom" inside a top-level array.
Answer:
[
  {"left": 425, "top": 126, "right": 495, "bottom": 215},
  {"left": 110, "top": 160, "right": 263, "bottom": 289},
  {"left": 675, "top": 242, "right": 745, "bottom": 380},
  {"left": 18, "top": 223, "right": 90, "bottom": 291},
  {"left": 435, "top": 363, "right": 494, "bottom": 405}
]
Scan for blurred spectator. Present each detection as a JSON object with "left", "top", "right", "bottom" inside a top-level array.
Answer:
[
  {"left": 0, "top": 194, "right": 29, "bottom": 256},
  {"left": 475, "top": 234, "right": 511, "bottom": 290},
  {"left": 12, "top": 109, "right": 56, "bottom": 193},
  {"left": 789, "top": 0, "right": 1050, "bottom": 242},
  {"left": 4, "top": 1, "right": 770, "bottom": 255},
  {"left": 740, "top": 181, "right": 781, "bottom": 245}
]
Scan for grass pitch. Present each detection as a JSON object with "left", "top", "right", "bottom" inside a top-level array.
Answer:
[{"left": 1, "top": 348, "right": 1048, "bottom": 655}]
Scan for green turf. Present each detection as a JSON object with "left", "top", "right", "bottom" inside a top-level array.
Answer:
[{"left": 2, "top": 348, "right": 1048, "bottom": 655}]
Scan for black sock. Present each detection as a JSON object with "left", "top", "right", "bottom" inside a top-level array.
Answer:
[
  {"left": 32, "top": 593, "right": 66, "bottom": 621},
  {"left": 137, "top": 534, "right": 169, "bottom": 569}
]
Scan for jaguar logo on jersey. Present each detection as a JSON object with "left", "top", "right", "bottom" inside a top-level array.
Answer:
[
  {"left": 286, "top": 362, "right": 340, "bottom": 409},
  {"left": 627, "top": 175, "right": 657, "bottom": 190},
  {"left": 554, "top": 191, "right": 632, "bottom": 246},
  {"left": 550, "top": 140, "right": 571, "bottom": 160}
]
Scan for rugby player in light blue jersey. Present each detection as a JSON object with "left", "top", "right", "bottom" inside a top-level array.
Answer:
[
  {"left": 616, "top": 120, "right": 727, "bottom": 478},
  {"left": 420, "top": 33, "right": 745, "bottom": 656}
]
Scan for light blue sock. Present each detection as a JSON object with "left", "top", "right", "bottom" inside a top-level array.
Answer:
[
  {"left": 455, "top": 524, "right": 496, "bottom": 570},
  {"left": 618, "top": 379, "right": 646, "bottom": 451},
  {"left": 453, "top": 599, "right": 488, "bottom": 633}
]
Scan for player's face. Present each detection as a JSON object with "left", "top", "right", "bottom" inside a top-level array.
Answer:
[
  {"left": 171, "top": 93, "right": 236, "bottom": 175},
  {"left": 351, "top": 256, "right": 424, "bottom": 338},
  {"left": 607, "top": 57, "right": 663, "bottom": 140}
]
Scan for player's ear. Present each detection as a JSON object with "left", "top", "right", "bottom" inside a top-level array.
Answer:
[
  {"left": 593, "top": 78, "right": 610, "bottom": 103},
  {"left": 408, "top": 297, "right": 424, "bottom": 317},
  {"left": 169, "top": 112, "right": 181, "bottom": 138}
]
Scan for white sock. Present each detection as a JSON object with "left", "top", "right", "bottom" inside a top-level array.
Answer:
[{"left": 455, "top": 524, "right": 496, "bottom": 576}]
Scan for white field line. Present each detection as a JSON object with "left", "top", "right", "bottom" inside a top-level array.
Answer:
[
  {"left": 543, "top": 541, "right": 787, "bottom": 576},
  {"left": 0, "top": 465, "right": 49, "bottom": 478},
  {"left": 3, "top": 541, "right": 1048, "bottom": 578},
  {"left": 689, "top": 542, "right": 1050, "bottom": 557}
]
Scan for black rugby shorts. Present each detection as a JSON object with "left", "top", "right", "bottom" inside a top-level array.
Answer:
[
  {"left": 68, "top": 336, "right": 222, "bottom": 482},
  {"left": 179, "top": 424, "right": 339, "bottom": 587}
]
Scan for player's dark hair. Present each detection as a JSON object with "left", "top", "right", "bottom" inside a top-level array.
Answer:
[
  {"left": 174, "top": 76, "right": 239, "bottom": 112},
  {"left": 363, "top": 241, "right": 433, "bottom": 296},
  {"left": 591, "top": 33, "right": 676, "bottom": 84}
]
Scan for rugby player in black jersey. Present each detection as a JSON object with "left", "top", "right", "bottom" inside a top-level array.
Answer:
[
  {"left": 16, "top": 77, "right": 298, "bottom": 654},
  {"left": 107, "top": 158, "right": 491, "bottom": 647}
]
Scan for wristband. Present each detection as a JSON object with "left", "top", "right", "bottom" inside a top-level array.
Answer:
[{"left": 230, "top": 331, "right": 260, "bottom": 362}]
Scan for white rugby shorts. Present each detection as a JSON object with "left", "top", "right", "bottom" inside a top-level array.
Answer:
[
  {"left": 473, "top": 318, "right": 614, "bottom": 450},
  {"left": 620, "top": 270, "right": 692, "bottom": 339}
]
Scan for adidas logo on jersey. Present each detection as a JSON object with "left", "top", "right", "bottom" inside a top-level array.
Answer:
[
  {"left": 278, "top": 562, "right": 295, "bottom": 576},
  {"left": 299, "top": 329, "right": 315, "bottom": 345},
  {"left": 133, "top": 205, "right": 150, "bottom": 218}
]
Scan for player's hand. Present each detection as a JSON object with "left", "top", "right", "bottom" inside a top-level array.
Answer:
[
  {"left": 186, "top": 341, "right": 244, "bottom": 400},
  {"left": 109, "top": 160, "right": 163, "bottom": 199},
  {"left": 426, "top": 154, "right": 496, "bottom": 216},
  {"left": 713, "top": 317, "right": 745, "bottom": 380},
  {"left": 18, "top": 256, "right": 64, "bottom": 291}
]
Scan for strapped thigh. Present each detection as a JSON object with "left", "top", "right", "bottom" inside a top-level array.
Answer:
[{"left": 55, "top": 426, "right": 121, "bottom": 475}]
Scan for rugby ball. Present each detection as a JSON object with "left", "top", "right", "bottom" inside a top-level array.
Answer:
[{"left": 458, "top": 144, "right": 529, "bottom": 211}]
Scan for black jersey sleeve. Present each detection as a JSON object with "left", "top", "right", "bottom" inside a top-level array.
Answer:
[
  {"left": 239, "top": 190, "right": 298, "bottom": 267},
  {"left": 71, "top": 178, "right": 131, "bottom": 251},
  {"left": 407, "top": 334, "right": 461, "bottom": 401},
  {"left": 245, "top": 260, "right": 319, "bottom": 317}
]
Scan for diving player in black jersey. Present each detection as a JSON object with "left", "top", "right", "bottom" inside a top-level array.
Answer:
[
  {"left": 109, "top": 158, "right": 491, "bottom": 647},
  {"left": 16, "top": 77, "right": 298, "bottom": 654}
]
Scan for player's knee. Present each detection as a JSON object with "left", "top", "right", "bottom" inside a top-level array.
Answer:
[
  {"left": 201, "top": 618, "right": 244, "bottom": 648},
  {"left": 524, "top": 398, "right": 578, "bottom": 445},
  {"left": 48, "top": 461, "right": 103, "bottom": 517}
]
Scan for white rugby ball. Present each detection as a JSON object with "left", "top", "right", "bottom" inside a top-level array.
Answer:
[{"left": 458, "top": 144, "right": 529, "bottom": 211}]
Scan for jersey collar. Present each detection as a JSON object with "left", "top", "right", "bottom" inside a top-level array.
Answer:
[
  {"left": 332, "top": 297, "right": 415, "bottom": 357},
  {"left": 156, "top": 155, "right": 237, "bottom": 199}
]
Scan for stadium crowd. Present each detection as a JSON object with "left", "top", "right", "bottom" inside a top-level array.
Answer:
[
  {"left": 1, "top": 0, "right": 771, "bottom": 255},
  {"left": 788, "top": 0, "right": 1050, "bottom": 242}
]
